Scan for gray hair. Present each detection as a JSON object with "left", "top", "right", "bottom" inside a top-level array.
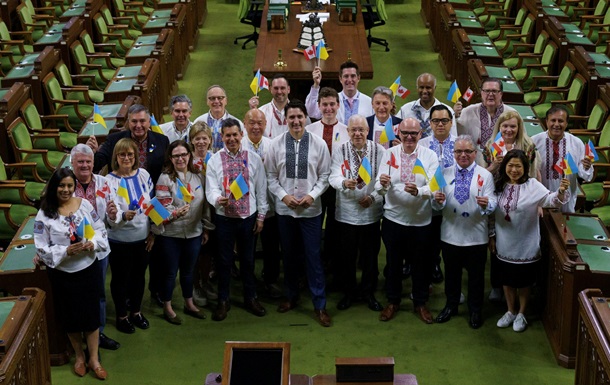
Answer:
[
  {"left": 169, "top": 95, "right": 192, "bottom": 111},
  {"left": 417, "top": 73, "right": 437, "bottom": 88},
  {"left": 372, "top": 86, "right": 393, "bottom": 100},
  {"left": 347, "top": 114, "right": 367, "bottom": 128},
  {"left": 70, "top": 143, "right": 94, "bottom": 158},
  {"left": 455, "top": 134, "right": 476, "bottom": 150}
]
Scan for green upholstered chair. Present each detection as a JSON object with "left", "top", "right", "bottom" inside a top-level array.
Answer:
[
  {"left": 92, "top": 13, "right": 135, "bottom": 56},
  {"left": 0, "top": 203, "right": 38, "bottom": 242},
  {"left": 503, "top": 30, "right": 549, "bottom": 70},
  {"left": 19, "top": 97, "right": 77, "bottom": 150},
  {"left": 54, "top": 60, "right": 104, "bottom": 104},
  {"left": 42, "top": 72, "right": 93, "bottom": 130},
  {"left": 16, "top": 3, "right": 50, "bottom": 44},
  {"left": 475, "top": 0, "right": 514, "bottom": 31},
  {"left": 511, "top": 41, "right": 558, "bottom": 90},
  {"left": 0, "top": 154, "right": 45, "bottom": 206},
  {"left": 577, "top": 0, "right": 610, "bottom": 31},
  {"left": 0, "top": 20, "right": 33, "bottom": 74},
  {"left": 112, "top": 0, "right": 153, "bottom": 28},
  {"left": 569, "top": 99, "right": 610, "bottom": 144},
  {"left": 532, "top": 73, "right": 586, "bottom": 119},
  {"left": 79, "top": 30, "right": 125, "bottom": 69},
  {"left": 23, "top": 0, "right": 56, "bottom": 23},
  {"left": 584, "top": 6, "right": 610, "bottom": 47},
  {"left": 486, "top": 6, "right": 528, "bottom": 41},
  {"left": 69, "top": 41, "right": 115, "bottom": 90},
  {"left": 523, "top": 61, "right": 577, "bottom": 106},
  {"left": 8, "top": 117, "right": 68, "bottom": 181},
  {"left": 581, "top": 119, "right": 610, "bottom": 209},
  {"left": 491, "top": 13, "right": 536, "bottom": 56},
  {"left": 100, "top": 5, "right": 142, "bottom": 39}
]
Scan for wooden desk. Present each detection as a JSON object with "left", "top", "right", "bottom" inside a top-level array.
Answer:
[
  {"left": 312, "top": 374, "right": 418, "bottom": 385},
  {"left": 569, "top": 46, "right": 610, "bottom": 115},
  {"left": 544, "top": 16, "right": 596, "bottom": 81},
  {"left": 540, "top": 209, "right": 610, "bottom": 368},
  {"left": 253, "top": 2, "right": 372, "bottom": 100},
  {"left": 0, "top": 82, "right": 31, "bottom": 163},
  {"left": 0, "top": 239, "right": 70, "bottom": 366},
  {"left": 0, "top": 288, "right": 51, "bottom": 385},
  {"left": 523, "top": 0, "right": 570, "bottom": 38},
  {"left": 33, "top": 16, "right": 82, "bottom": 74},
  {"left": 467, "top": 59, "right": 524, "bottom": 104},
  {"left": 204, "top": 372, "right": 310, "bottom": 385},
  {"left": 77, "top": 95, "right": 141, "bottom": 144},
  {"left": 575, "top": 289, "right": 610, "bottom": 385}
]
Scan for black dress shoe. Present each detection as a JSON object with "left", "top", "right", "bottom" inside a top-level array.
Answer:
[
  {"left": 99, "top": 333, "right": 120, "bottom": 350},
  {"left": 469, "top": 312, "right": 483, "bottom": 329},
  {"left": 116, "top": 317, "right": 135, "bottom": 334},
  {"left": 367, "top": 296, "right": 383, "bottom": 312},
  {"left": 212, "top": 300, "right": 231, "bottom": 321},
  {"left": 435, "top": 306, "right": 458, "bottom": 323},
  {"left": 431, "top": 263, "right": 444, "bottom": 284},
  {"left": 130, "top": 313, "right": 150, "bottom": 329},
  {"left": 277, "top": 299, "right": 298, "bottom": 313},
  {"left": 337, "top": 296, "right": 352, "bottom": 310},
  {"left": 245, "top": 298, "right": 266, "bottom": 317}
]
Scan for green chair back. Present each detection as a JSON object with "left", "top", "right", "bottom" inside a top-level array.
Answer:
[
  {"left": 55, "top": 61, "right": 74, "bottom": 87},
  {"left": 9, "top": 119, "right": 34, "bottom": 158},
  {"left": 377, "top": 0, "right": 388, "bottom": 21},
  {"left": 588, "top": 101, "right": 609, "bottom": 131}
]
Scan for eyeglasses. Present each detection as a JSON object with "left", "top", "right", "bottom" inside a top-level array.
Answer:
[
  {"left": 349, "top": 128, "right": 367, "bottom": 133},
  {"left": 208, "top": 96, "right": 226, "bottom": 101},
  {"left": 481, "top": 89, "right": 501, "bottom": 94},
  {"left": 454, "top": 149, "right": 476, "bottom": 155},
  {"left": 400, "top": 131, "right": 420, "bottom": 137},
  {"left": 431, "top": 118, "right": 451, "bottom": 125},
  {"left": 171, "top": 153, "right": 190, "bottom": 159},
  {"left": 118, "top": 153, "right": 135, "bottom": 159}
]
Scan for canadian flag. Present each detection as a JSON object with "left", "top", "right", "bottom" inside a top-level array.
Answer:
[
  {"left": 259, "top": 75, "right": 269, "bottom": 90},
  {"left": 303, "top": 45, "right": 316, "bottom": 60},
  {"left": 463, "top": 87, "right": 474, "bottom": 102},
  {"left": 396, "top": 85, "right": 410, "bottom": 99},
  {"left": 553, "top": 158, "right": 566, "bottom": 174}
]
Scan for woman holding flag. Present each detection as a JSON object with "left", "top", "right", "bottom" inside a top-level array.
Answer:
[
  {"left": 491, "top": 149, "right": 569, "bottom": 332},
  {"left": 34, "top": 167, "right": 110, "bottom": 379},
  {"left": 155, "top": 140, "right": 211, "bottom": 324},
  {"left": 106, "top": 138, "right": 155, "bottom": 335},
  {"left": 481, "top": 111, "right": 540, "bottom": 179}
]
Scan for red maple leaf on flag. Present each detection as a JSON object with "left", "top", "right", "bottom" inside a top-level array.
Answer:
[
  {"left": 303, "top": 45, "right": 316, "bottom": 60},
  {"left": 477, "top": 174, "right": 483, "bottom": 188},
  {"left": 463, "top": 87, "right": 474, "bottom": 102},
  {"left": 387, "top": 152, "right": 399, "bottom": 169},
  {"left": 396, "top": 85, "right": 410, "bottom": 99}
]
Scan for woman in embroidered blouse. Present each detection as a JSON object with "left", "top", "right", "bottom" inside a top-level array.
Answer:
[
  {"left": 189, "top": 122, "right": 217, "bottom": 306},
  {"left": 155, "top": 140, "right": 211, "bottom": 324},
  {"left": 490, "top": 150, "right": 569, "bottom": 332},
  {"left": 482, "top": 111, "right": 541, "bottom": 179},
  {"left": 106, "top": 138, "right": 155, "bottom": 335},
  {"left": 34, "top": 167, "right": 109, "bottom": 379}
]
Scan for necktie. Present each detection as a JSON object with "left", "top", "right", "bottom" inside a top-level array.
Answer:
[{"left": 455, "top": 169, "right": 470, "bottom": 204}]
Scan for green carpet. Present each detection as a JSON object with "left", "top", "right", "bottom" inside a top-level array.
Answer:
[{"left": 49, "top": 1, "right": 575, "bottom": 384}]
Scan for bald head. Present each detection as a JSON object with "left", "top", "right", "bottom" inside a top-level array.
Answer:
[
  {"left": 244, "top": 108, "right": 266, "bottom": 142},
  {"left": 417, "top": 73, "right": 436, "bottom": 107},
  {"left": 399, "top": 118, "right": 422, "bottom": 153}
]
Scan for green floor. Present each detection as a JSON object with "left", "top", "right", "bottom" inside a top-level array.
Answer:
[{"left": 50, "top": 1, "right": 576, "bottom": 384}]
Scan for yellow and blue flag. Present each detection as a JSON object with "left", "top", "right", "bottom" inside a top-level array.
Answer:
[
  {"left": 564, "top": 152, "right": 579, "bottom": 175},
  {"left": 412, "top": 158, "right": 428, "bottom": 180},
  {"left": 389, "top": 76, "right": 401, "bottom": 96},
  {"left": 447, "top": 81, "right": 462, "bottom": 103},
  {"left": 93, "top": 104, "right": 107, "bottom": 129},
  {"left": 117, "top": 177, "right": 131, "bottom": 203},
  {"left": 76, "top": 217, "right": 95, "bottom": 240},
  {"left": 316, "top": 39, "right": 329, "bottom": 60},
  {"left": 150, "top": 114, "right": 163, "bottom": 134},
  {"left": 358, "top": 156, "right": 372, "bottom": 185},
  {"left": 379, "top": 119, "right": 396, "bottom": 144},
  {"left": 176, "top": 178, "right": 193, "bottom": 203},
  {"left": 429, "top": 166, "right": 447, "bottom": 192},
  {"left": 145, "top": 197, "right": 171, "bottom": 225},
  {"left": 230, "top": 173, "right": 249, "bottom": 200},
  {"left": 250, "top": 68, "right": 269, "bottom": 95}
]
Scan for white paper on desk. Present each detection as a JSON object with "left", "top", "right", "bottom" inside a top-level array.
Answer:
[{"left": 296, "top": 13, "right": 329, "bottom": 24}]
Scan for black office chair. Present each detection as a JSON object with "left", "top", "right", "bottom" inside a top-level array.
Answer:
[
  {"left": 235, "top": 0, "right": 263, "bottom": 50},
  {"left": 362, "top": 0, "right": 390, "bottom": 52}
]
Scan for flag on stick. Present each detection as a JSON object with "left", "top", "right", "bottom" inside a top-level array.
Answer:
[
  {"left": 358, "top": 156, "right": 372, "bottom": 185},
  {"left": 429, "top": 166, "right": 447, "bottom": 192},
  {"left": 379, "top": 119, "right": 396, "bottom": 144},
  {"left": 230, "top": 173, "right": 249, "bottom": 200},
  {"left": 412, "top": 158, "right": 428, "bottom": 180},
  {"left": 250, "top": 69, "right": 269, "bottom": 95},
  {"left": 150, "top": 115, "right": 163, "bottom": 134},
  {"left": 447, "top": 81, "right": 462, "bottom": 103},
  {"left": 145, "top": 197, "right": 171, "bottom": 225}
]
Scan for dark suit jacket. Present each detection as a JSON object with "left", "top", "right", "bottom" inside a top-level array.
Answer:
[
  {"left": 366, "top": 115, "right": 403, "bottom": 141},
  {"left": 94, "top": 130, "right": 170, "bottom": 184}
]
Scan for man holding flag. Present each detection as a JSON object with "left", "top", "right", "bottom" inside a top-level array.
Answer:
[
  {"left": 266, "top": 100, "right": 332, "bottom": 327},
  {"left": 375, "top": 118, "right": 439, "bottom": 324},
  {"left": 205, "top": 118, "right": 269, "bottom": 321},
  {"left": 329, "top": 114, "right": 385, "bottom": 312},
  {"left": 366, "top": 86, "right": 402, "bottom": 149},
  {"left": 532, "top": 105, "right": 593, "bottom": 212},
  {"left": 431, "top": 135, "right": 496, "bottom": 329},
  {"left": 194, "top": 85, "right": 244, "bottom": 153},
  {"left": 399, "top": 73, "right": 457, "bottom": 138}
]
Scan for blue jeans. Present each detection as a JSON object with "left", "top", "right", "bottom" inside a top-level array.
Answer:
[
  {"left": 159, "top": 235, "right": 202, "bottom": 302},
  {"left": 216, "top": 213, "right": 258, "bottom": 301},
  {"left": 277, "top": 214, "right": 326, "bottom": 310}
]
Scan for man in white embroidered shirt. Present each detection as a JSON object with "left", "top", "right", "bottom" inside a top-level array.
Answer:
[
  {"left": 375, "top": 118, "right": 439, "bottom": 324},
  {"left": 194, "top": 85, "right": 244, "bottom": 153},
  {"left": 160, "top": 95, "right": 194, "bottom": 143},
  {"left": 266, "top": 100, "right": 332, "bottom": 327},
  {"left": 205, "top": 118, "right": 269, "bottom": 321}
]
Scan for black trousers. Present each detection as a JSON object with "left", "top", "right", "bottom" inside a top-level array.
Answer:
[
  {"left": 260, "top": 214, "right": 281, "bottom": 284},
  {"left": 337, "top": 221, "right": 381, "bottom": 297},
  {"left": 109, "top": 240, "right": 149, "bottom": 317},
  {"left": 441, "top": 242, "right": 487, "bottom": 314}
]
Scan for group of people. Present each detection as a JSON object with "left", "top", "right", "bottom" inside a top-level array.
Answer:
[{"left": 32, "top": 60, "right": 593, "bottom": 379}]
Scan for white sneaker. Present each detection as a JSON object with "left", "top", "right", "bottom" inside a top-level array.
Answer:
[
  {"left": 513, "top": 313, "right": 528, "bottom": 332},
  {"left": 497, "top": 311, "right": 516, "bottom": 328},
  {"left": 193, "top": 288, "right": 207, "bottom": 307},
  {"left": 459, "top": 292, "right": 465, "bottom": 304}
]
